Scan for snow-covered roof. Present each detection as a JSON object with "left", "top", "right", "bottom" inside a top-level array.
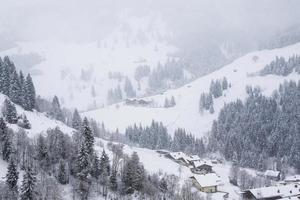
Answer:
[
  {"left": 193, "top": 160, "right": 213, "bottom": 168},
  {"left": 246, "top": 183, "right": 300, "bottom": 199},
  {"left": 265, "top": 170, "right": 280, "bottom": 178},
  {"left": 169, "top": 152, "right": 189, "bottom": 163},
  {"left": 190, "top": 173, "right": 221, "bottom": 187},
  {"left": 187, "top": 155, "right": 200, "bottom": 162},
  {"left": 278, "top": 196, "right": 300, "bottom": 200},
  {"left": 285, "top": 175, "right": 300, "bottom": 182}
]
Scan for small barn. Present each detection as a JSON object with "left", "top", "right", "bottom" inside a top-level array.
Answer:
[{"left": 190, "top": 173, "right": 220, "bottom": 193}]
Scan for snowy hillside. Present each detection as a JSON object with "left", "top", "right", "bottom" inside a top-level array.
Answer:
[
  {"left": 0, "top": 93, "right": 74, "bottom": 138},
  {"left": 84, "top": 42, "right": 300, "bottom": 137},
  {"left": 0, "top": 14, "right": 176, "bottom": 111}
]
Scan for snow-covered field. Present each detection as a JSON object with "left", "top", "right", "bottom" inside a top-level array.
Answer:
[{"left": 84, "top": 42, "right": 300, "bottom": 137}]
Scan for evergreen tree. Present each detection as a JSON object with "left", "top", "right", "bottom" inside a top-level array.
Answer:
[
  {"left": 76, "top": 142, "right": 90, "bottom": 174},
  {"left": 164, "top": 98, "right": 170, "bottom": 108},
  {"left": 170, "top": 96, "right": 176, "bottom": 107},
  {"left": 124, "top": 77, "right": 136, "bottom": 98},
  {"left": 72, "top": 109, "right": 82, "bottom": 130},
  {"left": 6, "top": 159, "right": 19, "bottom": 193},
  {"left": 2, "top": 99, "right": 18, "bottom": 124},
  {"left": 159, "top": 178, "right": 168, "bottom": 193},
  {"left": 2, "top": 134, "right": 12, "bottom": 161},
  {"left": 49, "top": 96, "right": 65, "bottom": 122},
  {"left": 9, "top": 70, "right": 22, "bottom": 105},
  {"left": 20, "top": 167, "right": 37, "bottom": 200},
  {"left": 109, "top": 169, "right": 118, "bottom": 191},
  {"left": 0, "top": 58, "right": 11, "bottom": 96},
  {"left": 90, "top": 153, "right": 101, "bottom": 179},
  {"left": 82, "top": 117, "right": 94, "bottom": 155},
  {"left": 57, "top": 160, "right": 69, "bottom": 184},
  {"left": 0, "top": 117, "right": 8, "bottom": 143},
  {"left": 99, "top": 150, "right": 110, "bottom": 196},
  {"left": 122, "top": 152, "right": 145, "bottom": 194},
  {"left": 24, "top": 74, "right": 36, "bottom": 111},
  {"left": 222, "top": 77, "right": 228, "bottom": 90},
  {"left": 19, "top": 71, "right": 26, "bottom": 108}
]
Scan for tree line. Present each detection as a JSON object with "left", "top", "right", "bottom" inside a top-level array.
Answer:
[
  {"left": 125, "top": 121, "right": 206, "bottom": 156},
  {"left": 208, "top": 81, "right": 300, "bottom": 173},
  {"left": 0, "top": 56, "right": 36, "bottom": 111},
  {"left": 260, "top": 55, "right": 300, "bottom": 76},
  {"left": 199, "top": 77, "right": 229, "bottom": 114}
]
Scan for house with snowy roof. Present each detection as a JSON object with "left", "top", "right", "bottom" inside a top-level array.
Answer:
[
  {"left": 285, "top": 175, "right": 300, "bottom": 183},
  {"left": 165, "top": 152, "right": 190, "bottom": 166},
  {"left": 241, "top": 183, "right": 300, "bottom": 200},
  {"left": 187, "top": 155, "right": 201, "bottom": 162},
  {"left": 191, "top": 160, "right": 213, "bottom": 174},
  {"left": 265, "top": 170, "right": 281, "bottom": 181},
  {"left": 190, "top": 173, "right": 221, "bottom": 193}
]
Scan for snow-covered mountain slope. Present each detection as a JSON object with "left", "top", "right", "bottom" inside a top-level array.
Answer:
[
  {"left": 94, "top": 138, "right": 241, "bottom": 200},
  {"left": 0, "top": 14, "right": 176, "bottom": 111},
  {"left": 0, "top": 94, "right": 74, "bottom": 138},
  {"left": 84, "top": 42, "right": 300, "bottom": 137}
]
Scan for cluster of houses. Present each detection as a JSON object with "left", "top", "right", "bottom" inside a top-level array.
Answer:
[
  {"left": 159, "top": 150, "right": 222, "bottom": 194},
  {"left": 125, "top": 98, "right": 152, "bottom": 106},
  {"left": 242, "top": 175, "right": 300, "bottom": 200}
]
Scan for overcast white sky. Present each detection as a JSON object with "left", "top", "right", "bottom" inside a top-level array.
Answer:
[{"left": 1, "top": 0, "right": 299, "bottom": 44}]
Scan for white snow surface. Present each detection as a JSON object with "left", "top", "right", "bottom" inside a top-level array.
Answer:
[
  {"left": 0, "top": 94, "right": 75, "bottom": 138},
  {"left": 84, "top": 42, "right": 300, "bottom": 137}
]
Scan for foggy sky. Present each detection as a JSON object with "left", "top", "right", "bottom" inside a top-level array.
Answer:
[{"left": 1, "top": 0, "right": 300, "bottom": 46}]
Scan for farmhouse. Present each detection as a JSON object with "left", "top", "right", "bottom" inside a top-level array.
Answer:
[
  {"left": 165, "top": 152, "right": 190, "bottom": 166},
  {"left": 265, "top": 170, "right": 281, "bottom": 181},
  {"left": 191, "top": 160, "right": 213, "bottom": 174},
  {"left": 190, "top": 173, "right": 220, "bottom": 193},
  {"left": 242, "top": 183, "right": 300, "bottom": 200}
]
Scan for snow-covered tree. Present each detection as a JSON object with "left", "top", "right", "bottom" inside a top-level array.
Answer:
[
  {"left": 20, "top": 167, "right": 37, "bottom": 200},
  {"left": 2, "top": 99, "right": 18, "bottom": 124},
  {"left": 72, "top": 109, "right": 82, "bottom": 131},
  {"left": 6, "top": 158, "right": 19, "bottom": 197},
  {"left": 82, "top": 117, "right": 94, "bottom": 155},
  {"left": 49, "top": 96, "right": 65, "bottom": 122},
  {"left": 24, "top": 74, "right": 36, "bottom": 111}
]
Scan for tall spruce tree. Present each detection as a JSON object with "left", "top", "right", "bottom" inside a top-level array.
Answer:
[
  {"left": 19, "top": 71, "right": 26, "bottom": 108},
  {"left": 20, "top": 167, "right": 37, "bottom": 200},
  {"left": 2, "top": 133, "right": 12, "bottom": 161},
  {"left": 109, "top": 169, "right": 118, "bottom": 191},
  {"left": 72, "top": 109, "right": 82, "bottom": 130},
  {"left": 2, "top": 99, "right": 18, "bottom": 124},
  {"left": 9, "top": 70, "right": 22, "bottom": 105},
  {"left": 24, "top": 74, "right": 36, "bottom": 111},
  {"left": 57, "top": 160, "right": 69, "bottom": 184},
  {"left": 49, "top": 96, "right": 64, "bottom": 122},
  {"left": 0, "top": 117, "right": 8, "bottom": 143},
  {"left": 1, "top": 57, "right": 12, "bottom": 96},
  {"left": 82, "top": 117, "right": 94, "bottom": 155},
  {"left": 6, "top": 159, "right": 19, "bottom": 192},
  {"left": 90, "top": 153, "right": 101, "bottom": 180}
]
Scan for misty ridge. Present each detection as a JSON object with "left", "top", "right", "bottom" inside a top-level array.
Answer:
[{"left": 1, "top": 0, "right": 300, "bottom": 76}]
